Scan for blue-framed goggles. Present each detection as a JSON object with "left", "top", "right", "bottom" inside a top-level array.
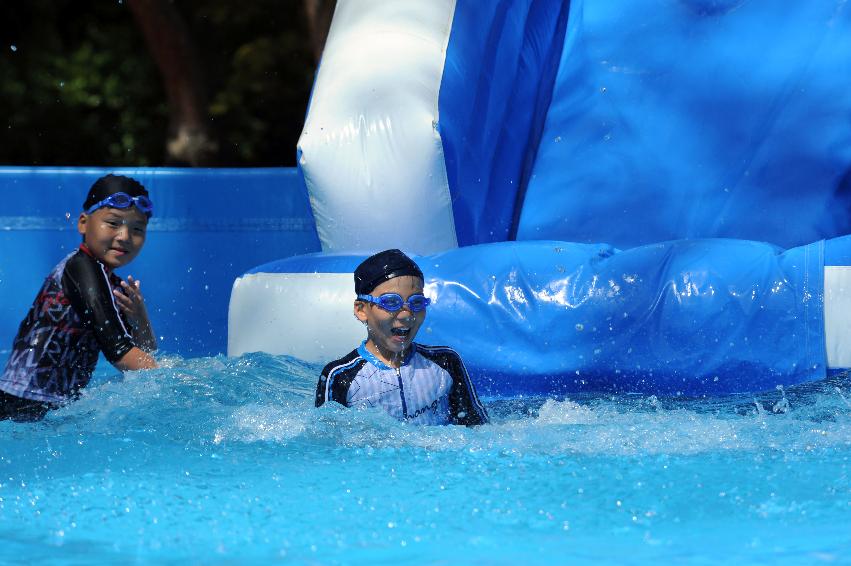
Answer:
[
  {"left": 86, "top": 192, "right": 154, "bottom": 216},
  {"left": 357, "top": 293, "right": 431, "bottom": 313}
]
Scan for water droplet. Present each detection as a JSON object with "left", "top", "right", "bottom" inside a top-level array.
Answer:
[
  {"left": 554, "top": 136, "right": 562, "bottom": 143},
  {"left": 575, "top": 323, "right": 584, "bottom": 331},
  {"left": 64, "top": 212, "right": 71, "bottom": 220},
  {"left": 600, "top": 86, "right": 607, "bottom": 93},
  {"left": 10, "top": 45, "right": 17, "bottom": 52}
]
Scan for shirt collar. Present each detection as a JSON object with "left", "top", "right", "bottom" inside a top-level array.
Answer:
[
  {"left": 357, "top": 340, "right": 416, "bottom": 369},
  {"left": 78, "top": 244, "right": 112, "bottom": 272}
]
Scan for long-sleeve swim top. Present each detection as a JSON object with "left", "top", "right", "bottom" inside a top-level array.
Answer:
[
  {"left": 0, "top": 245, "right": 136, "bottom": 402},
  {"left": 316, "top": 341, "right": 488, "bottom": 426}
]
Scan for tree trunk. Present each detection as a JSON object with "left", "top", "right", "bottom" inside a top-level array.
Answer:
[
  {"left": 303, "top": 0, "right": 336, "bottom": 63},
  {"left": 127, "top": 0, "right": 217, "bottom": 165}
]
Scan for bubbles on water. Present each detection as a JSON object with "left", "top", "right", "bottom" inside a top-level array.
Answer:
[
  {"left": 215, "top": 404, "right": 308, "bottom": 443},
  {"left": 535, "top": 399, "right": 597, "bottom": 425}
]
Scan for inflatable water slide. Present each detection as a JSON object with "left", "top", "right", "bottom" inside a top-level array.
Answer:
[{"left": 228, "top": 0, "right": 851, "bottom": 397}]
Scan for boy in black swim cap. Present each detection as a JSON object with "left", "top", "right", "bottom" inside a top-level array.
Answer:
[
  {"left": 315, "top": 249, "right": 488, "bottom": 425},
  {"left": 0, "top": 174, "right": 158, "bottom": 422}
]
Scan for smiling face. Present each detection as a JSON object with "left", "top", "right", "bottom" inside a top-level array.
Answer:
[
  {"left": 77, "top": 206, "right": 148, "bottom": 269},
  {"left": 354, "top": 275, "right": 427, "bottom": 367}
]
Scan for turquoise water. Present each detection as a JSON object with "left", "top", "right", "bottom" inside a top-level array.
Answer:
[{"left": 1, "top": 353, "right": 850, "bottom": 564}]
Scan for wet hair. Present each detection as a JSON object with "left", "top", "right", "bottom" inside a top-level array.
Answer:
[
  {"left": 354, "top": 249, "right": 424, "bottom": 295},
  {"left": 82, "top": 174, "right": 150, "bottom": 214}
]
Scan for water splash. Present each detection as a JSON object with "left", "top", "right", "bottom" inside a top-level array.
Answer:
[{"left": 1, "top": 355, "right": 849, "bottom": 563}]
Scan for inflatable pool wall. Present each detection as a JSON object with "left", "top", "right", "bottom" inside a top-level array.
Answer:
[
  {"left": 231, "top": 0, "right": 851, "bottom": 396},
  {"left": 0, "top": 168, "right": 320, "bottom": 357}
]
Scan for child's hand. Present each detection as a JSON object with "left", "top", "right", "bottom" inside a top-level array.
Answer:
[
  {"left": 113, "top": 275, "right": 158, "bottom": 352},
  {"left": 113, "top": 275, "right": 150, "bottom": 326}
]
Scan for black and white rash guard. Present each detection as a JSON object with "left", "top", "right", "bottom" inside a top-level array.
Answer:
[
  {"left": 316, "top": 341, "right": 488, "bottom": 426},
  {"left": 0, "top": 245, "right": 136, "bottom": 403}
]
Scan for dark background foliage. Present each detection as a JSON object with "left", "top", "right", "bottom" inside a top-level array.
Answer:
[{"left": 0, "top": 1, "right": 324, "bottom": 166}]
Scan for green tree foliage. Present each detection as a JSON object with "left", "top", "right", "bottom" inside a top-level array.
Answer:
[
  {"left": 192, "top": 0, "right": 316, "bottom": 166},
  {"left": 0, "top": 0, "right": 317, "bottom": 166}
]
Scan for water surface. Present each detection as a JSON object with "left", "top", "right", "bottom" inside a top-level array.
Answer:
[{"left": 1, "top": 354, "right": 849, "bottom": 564}]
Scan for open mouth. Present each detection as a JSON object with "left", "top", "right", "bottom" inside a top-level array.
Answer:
[{"left": 391, "top": 327, "right": 411, "bottom": 337}]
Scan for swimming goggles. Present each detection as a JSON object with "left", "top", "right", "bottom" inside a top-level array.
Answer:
[
  {"left": 86, "top": 192, "right": 154, "bottom": 216},
  {"left": 357, "top": 293, "right": 431, "bottom": 313}
]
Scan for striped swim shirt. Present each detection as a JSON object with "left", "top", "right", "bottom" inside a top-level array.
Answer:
[{"left": 316, "top": 341, "right": 488, "bottom": 426}]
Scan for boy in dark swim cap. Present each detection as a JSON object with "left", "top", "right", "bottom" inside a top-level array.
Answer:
[
  {"left": 0, "top": 174, "right": 158, "bottom": 422},
  {"left": 315, "top": 249, "right": 488, "bottom": 425}
]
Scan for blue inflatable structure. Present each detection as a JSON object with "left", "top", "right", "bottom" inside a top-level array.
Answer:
[
  {"left": 232, "top": 0, "right": 851, "bottom": 397},
  {"left": 3, "top": 1, "right": 851, "bottom": 398}
]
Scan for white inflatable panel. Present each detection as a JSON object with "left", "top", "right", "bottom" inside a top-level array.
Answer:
[
  {"left": 825, "top": 266, "right": 851, "bottom": 369},
  {"left": 227, "top": 273, "right": 364, "bottom": 362},
  {"left": 297, "top": 0, "right": 458, "bottom": 255}
]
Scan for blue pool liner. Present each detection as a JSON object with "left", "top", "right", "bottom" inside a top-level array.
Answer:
[
  {"left": 0, "top": 167, "right": 321, "bottom": 356},
  {"left": 248, "top": 236, "right": 839, "bottom": 396}
]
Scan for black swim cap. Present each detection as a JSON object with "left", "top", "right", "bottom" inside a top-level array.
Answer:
[
  {"left": 354, "top": 249, "right": 424, "bottom": 295},
  {"left": 82, "top": 174, "right": 150, "bottom": 212}
]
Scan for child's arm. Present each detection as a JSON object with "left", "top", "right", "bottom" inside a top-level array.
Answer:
[
  {"left": 110, "top": 278, "right": 158, "bottom": 370},
  {"left": 447, "top": 351, "right": 489, "bottom": 425},
  {"left": 112, "top": 275, "right": 158, "bottom": 353},
  {"left": 115, "top": 347, "right": 157, "bottom": 370},
  {"left": 62, "top": 254, "right": 158, "bottom": 371}
]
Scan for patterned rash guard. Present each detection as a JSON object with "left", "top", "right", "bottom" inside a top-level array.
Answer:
[
  {"left": 316, "top": 341, "right": 489, "bottom": 426},
  {"left": 0, "top": 245, "right": 136, "bottom": 403}
]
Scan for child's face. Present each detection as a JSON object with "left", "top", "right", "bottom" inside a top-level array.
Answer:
[
  {"left": 355, "top": 275, "right": 426, "bottom": 362},
  {"left": 77, "top": 206, "right": 148, "bottom": 269}
]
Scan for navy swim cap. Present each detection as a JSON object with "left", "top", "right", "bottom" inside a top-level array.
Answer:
[
  {"left": 83, "top": 174, "right": 150, "bottom": 212},
  {"left": 354, "top": 249, "right": 424, "bottom": 295}
]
